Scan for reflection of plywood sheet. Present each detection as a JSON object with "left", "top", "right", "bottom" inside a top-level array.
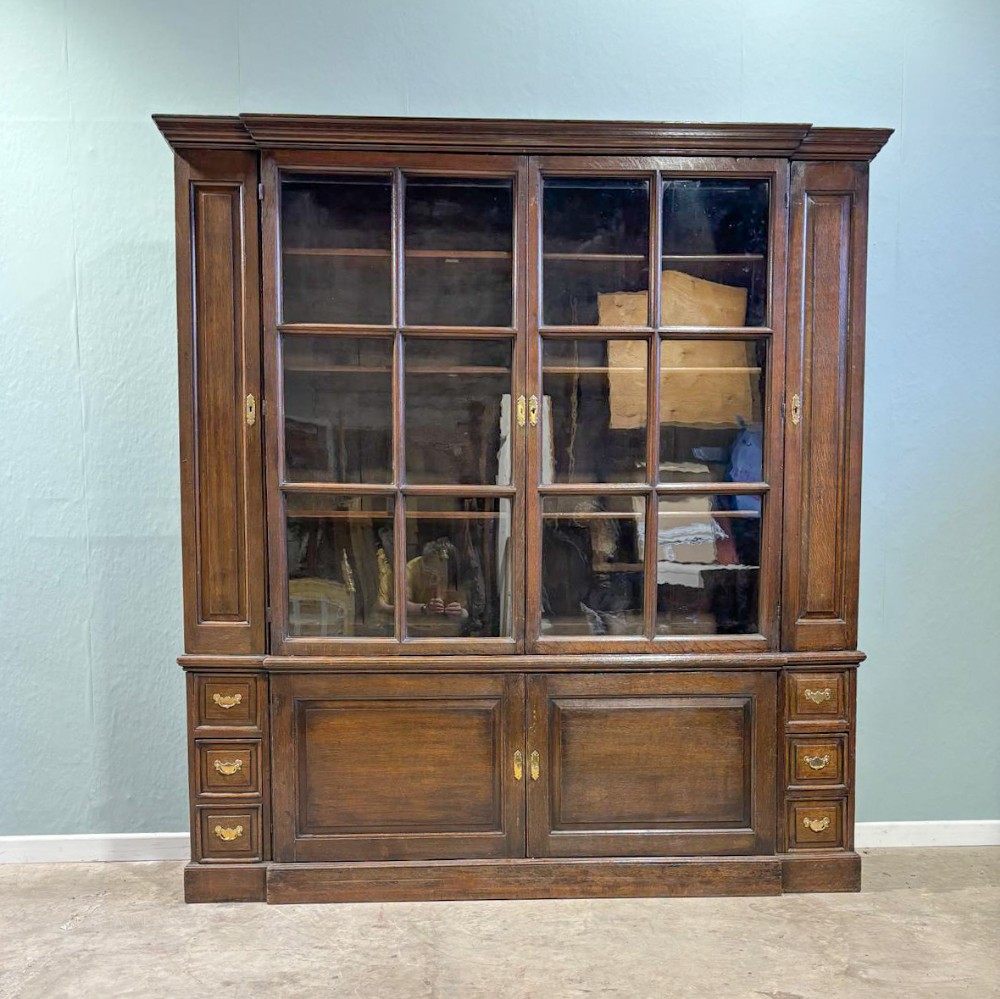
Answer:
[{"left": 600, "top": 271, "right": 753, "bottom": 430}]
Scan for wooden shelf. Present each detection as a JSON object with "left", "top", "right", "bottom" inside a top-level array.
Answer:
[
  {"left": 285, "top": 364, "right": 509, "bottom": 375},
  {"left": 283, "top": 247, "right": 510, "bottom": 260},
  {"left": 662, "top": 253, "right": 765, "bottom": 262},
  {"left": 542, "top": 366, "right": 762, "bottom": 374},
  {"left": 544, "top": 252, "right": 646, "bottom": 262}
]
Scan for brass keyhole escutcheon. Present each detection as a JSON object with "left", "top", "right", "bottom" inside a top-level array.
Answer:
[
  {"left": 513, "top": 750, "right": 523, "bottom": 781},
  {"left": 529, "top": 750, "right": 540, "bottom": 781},
  {"left": 528, "top": 395, "right": 539, "bottom": 427}
]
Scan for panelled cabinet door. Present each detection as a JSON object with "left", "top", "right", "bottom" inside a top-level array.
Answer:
[
  {"left": 526, "top": 672, "right": 776, "bottom": 857},
  {"left": 270, "top": 673, "right": 525, "bottom": 862},
  {"left": 782, "top": 161, "right": 869, "bottom": 650},
  {"left": 175, "top": 149, "right": 265, "bottom": 654}
]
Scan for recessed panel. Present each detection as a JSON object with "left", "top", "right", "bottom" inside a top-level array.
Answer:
[
  {"left": 299, "top": 700, "right": 501, "bottom": 833},
  {"left": 553, "top": 699, "right": 749, "bottom": 828}
]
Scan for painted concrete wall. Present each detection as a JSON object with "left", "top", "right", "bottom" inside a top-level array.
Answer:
[{"left": 1, "top": 0, "right": 998, "bottom": 835}]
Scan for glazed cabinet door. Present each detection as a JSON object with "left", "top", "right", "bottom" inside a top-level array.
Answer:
[
  {"left": 526, "top": 672, "right": 776, "bottom": 857},
  {"left": 271, "top": 673, "right": 525, "bottom": 862}
]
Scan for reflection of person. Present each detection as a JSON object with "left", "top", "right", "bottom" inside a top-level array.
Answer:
[{"left": 377, "top": 538, "right": 469, "bottom": 622}]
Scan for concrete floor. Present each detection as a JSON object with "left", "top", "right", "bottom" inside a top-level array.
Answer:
[{"left": 0, "top": 849, "right": 997, "bottom": 999}]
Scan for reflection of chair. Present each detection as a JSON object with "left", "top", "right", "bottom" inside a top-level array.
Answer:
[{"left": 289, "top": 577, "right": 354, "bottom": 636}]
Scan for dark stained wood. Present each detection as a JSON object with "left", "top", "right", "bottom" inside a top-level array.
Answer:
[
  {"left": 786, "top": 670, "right": 849, "bottom": 728},
  {"left": 527, "top": 672, "right": 776, "bottom": 857},
  {"left": 179, "top": 650, "right": 866, "bottom": 671},
  {"left": 270, "top": 673, "right": 525, "bottom": 862},
  {"left": 184, "top": 863, "right": 267, "bottom": 902},
  {"left": 194, "top": 740, "right": 261, "bottom": 796},
  {"left": 780, "top": 852, "right": 861, "bottom": 892},
  {"left": 163, "top": 115, "right": 886, "bottom": 904},
  {"left": 155, "top": 116, "right": 891, "bottom": 162},
  {"left": 174, "top": 149, "right": 265, "bottom": 655},
  {"left": 266, "top": 856, "right": 782, "bottom": 903},
  {"left": 785, "top": 734, "right": 847, "bottom": 789},
  {"left": 194, "top": 804, "right": 263, "bottom": 862},
  {"left": 783, "top": 161, "right": 869, "bottom": 651},
  {"left": 786, "top": 799, "right": 847, "bottom": 851}
]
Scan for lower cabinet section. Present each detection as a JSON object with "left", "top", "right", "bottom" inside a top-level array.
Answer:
[{"left": 269, "top": 670, "right": 777, "bottom": 864}]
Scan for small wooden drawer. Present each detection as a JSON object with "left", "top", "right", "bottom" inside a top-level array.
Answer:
[
  {"left": 787, "top": 799, "right": 846, "bottom": 851},
  {"left": 193, "top": 676, "right": 261, "bottom": 731},
  {"left": 786, "top": 735, "right": 846, "bottom": 789},
  {"left": 786, "top": 672, "right": 848, "bottom": 727},
  {"left": 194, "top": 741, "right": 260, "bottom": 796},
  {"left": 195, "top": 806, "right": 262, "bottom": 862}
]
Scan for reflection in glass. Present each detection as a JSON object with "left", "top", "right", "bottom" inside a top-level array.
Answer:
[
  {"left": 281, "top": 173, "right": 392, "bottom": 324},
  {"left": 541, "top": 495, "right": 644, "bottom": 636},
  {"left": 405, "top": 338, "right": 512, "bottom": 485},
  {"left": 661, "top": 178, "right": 769, "bottom": 327},
  {"left": 392, "top": 497, "right": 512, "bottom": 638},
  {"left": 286, "top": 495, "right": 394, "bottom": 637},
  {"left": 404, "top": 177, "right": 513, "bottom": 327},
  {"left": 652, "top": 495, "right": 760, "bottom": 635},
  {"left": 542, "top": 338, "right": 647, "bottom": 484},
  {"left": 282, "top": 336, "right": 393, "bottom": 483},
  {"left": 543, "top": 178, "right": 649, "bottom": 326},
  {"left": 658, "top": 339, "right": 765, "bottom": 481}
]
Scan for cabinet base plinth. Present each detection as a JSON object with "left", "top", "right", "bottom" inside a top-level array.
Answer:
[
  {"left": 266, "top": 857, "right": 782, "bottom": 903},
  {"left": 184, "top": 863, "right": 267, "bottom": 902},
  {"left": 183, "top": 854, "right": 863, "bottom": 903},
  {"left": 780, "top": 852, "right": 862, "bottom": 893}
]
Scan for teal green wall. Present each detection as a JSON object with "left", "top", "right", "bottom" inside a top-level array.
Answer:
[{"left": 1, "top": 0, "right": 998, "bottom": 835}]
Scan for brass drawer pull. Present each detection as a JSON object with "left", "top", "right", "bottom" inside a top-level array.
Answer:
[
  {"left": 212, "top": 693, "right": 243, "bottom": 710},
  {"left": 213, "top": 824, "right": 244, "bottom": 842},
  {"left": 214, "top": 759, "right": 244, "bottom": 776},
  {"left": 803, "top": 754, "right": 831, "bottom": 771},
  {"left": 803, "top": 687, "right": 832, "bottom": 705},
  {"left": 513, "top": 750, "right": 523, "bottom": 781},
  {"left": 802, "top": 816, "right": 831, "bottom": 833},
  {"left": 529, "top": 750, "right": 540, "bottom": 781}
]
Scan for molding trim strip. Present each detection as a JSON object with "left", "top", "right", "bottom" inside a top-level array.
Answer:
[
  {"left": 1, "top": 823, "right": 998, "bottom": 863},
  {"left": 0, "top": 833, "right": 190, "bottom": 864}
]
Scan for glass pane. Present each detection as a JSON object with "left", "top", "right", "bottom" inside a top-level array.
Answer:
[
  {"left": 283, "top": 336, "right": 393, "bottom": 483},
  {"left": 405, "top": 338, "right": 513, "bottom": 485},
  {"left": 286, "top": 494, "right": 395, "bottom": 638},
  {"left": 541, "top": 338, "right": 647, "bottom": 484},
  {"left": 653, "top": 494, "right": 760, "bottom": 635},
  {"left": 281, "top": 173, "right": 392, "bottom": 324},
  {"left": 541, "top": 495, "right": 644, "bottom": 637},
  {"left": 658, "top": 339, "right": 765, "bottom": 484},
  {"left": 543, "top": 178, "right": 649, "bottom": 326},
  {"left": 404, "top": 177, "right": 513, "bottom": 326},
  {"left": 399, "top": 497, "right": 512, "bottom": 639},
  {"left": 661, "top": 178, "right": 769, "bottom": 327}
]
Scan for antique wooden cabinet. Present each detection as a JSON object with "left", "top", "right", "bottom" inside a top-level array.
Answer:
[{"left": 155, "top": 115, "right": 890, "bottom": 903}]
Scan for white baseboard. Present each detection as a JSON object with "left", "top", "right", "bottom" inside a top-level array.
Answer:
[
  {"left": 0, "top": 823, "right": 997, "bottom": 863},
  {"left": 854, "top": 820, "right": 1000, "bottom": 849},
  {"left": 0, "top": 833, "right": 190, "bottom": 864}
]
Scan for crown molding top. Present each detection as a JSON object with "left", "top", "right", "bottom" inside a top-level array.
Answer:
[{"left": 153, "top": 114, "right": 892, "bottom": 161}]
